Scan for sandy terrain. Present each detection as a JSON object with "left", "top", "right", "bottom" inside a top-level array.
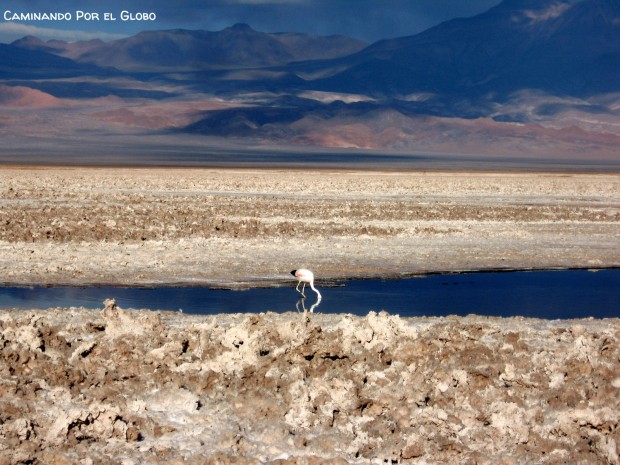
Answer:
[
  {"left": 1, "top": 167, "right": 619, "bottom": 464},
  {"left": 1, "top": 167, "right": 619, "bottom": 287}
]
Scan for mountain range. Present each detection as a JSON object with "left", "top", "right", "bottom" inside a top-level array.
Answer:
[
  {"left": 1, "top": 0, "right": 619, "bottom": 161},
  {"left": 11, "top": 23, "right": 367, "bottom": 72},
  {"left": 307, "top": 0, "right": 620, "bottom": 97}
]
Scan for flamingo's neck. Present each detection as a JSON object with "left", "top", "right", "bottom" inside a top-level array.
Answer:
[{"left": 310, "top": 282, "right": 321, "bottom": 299}]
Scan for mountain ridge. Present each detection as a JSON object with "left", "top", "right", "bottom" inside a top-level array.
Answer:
[
  {"left": 305, "top": 0, "right": 620, "bottom": 97},
  {"left": 8, "top": 0, "right": 620, "bottom": 97},
  {"left": 11, "top": 24, "right": 367, "bottom": 72}
]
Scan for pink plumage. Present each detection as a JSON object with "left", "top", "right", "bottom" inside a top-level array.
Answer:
[{"left": 291, "top": 268, "right": 321, "bottom": 299}]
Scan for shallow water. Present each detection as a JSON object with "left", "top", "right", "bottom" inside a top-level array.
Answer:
[{"left": 1, "top": 269, "right": 619, "bottom": 319}]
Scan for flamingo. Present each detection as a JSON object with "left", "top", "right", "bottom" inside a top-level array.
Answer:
[{"left": 291, "top": 268, "right": 321, "bottom": 300}]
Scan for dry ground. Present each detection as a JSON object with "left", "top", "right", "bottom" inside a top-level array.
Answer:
[
  {"left": 1, "top": 167, "right": 619, "bottom": 287},
  {"left": 1, "top": 167, "right": 619, "bottom": 464}
]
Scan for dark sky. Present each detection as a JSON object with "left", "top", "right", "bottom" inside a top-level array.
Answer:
[{"left": 0, "top": 0, "right": 502, "bottom": 43}]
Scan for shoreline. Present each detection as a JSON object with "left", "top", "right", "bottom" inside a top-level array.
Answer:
[
  {"left": 1, "top": 264, "right": 618, "bottom": 290},
  {"left": 2, "top": 162, "right": 620, "bottom": 175}
]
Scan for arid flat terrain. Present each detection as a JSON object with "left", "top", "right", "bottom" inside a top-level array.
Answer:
[
  {"left": 1, "top": 167, "right": 619, "bottom": 287},
  {"left": 1, "top": 167, "right": 619, "bottom": 464}
]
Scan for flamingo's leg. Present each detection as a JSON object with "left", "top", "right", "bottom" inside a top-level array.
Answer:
[{"left": 295, "top": 280, "right": 306, "bottom": 297}]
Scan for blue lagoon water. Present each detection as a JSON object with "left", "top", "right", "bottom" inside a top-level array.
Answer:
[{"left": 1, "top": 269, "right": 618, "bottom": 320}]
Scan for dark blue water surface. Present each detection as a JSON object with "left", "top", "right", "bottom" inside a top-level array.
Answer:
[{"left": 1, "top": 269, "right": 618, "bottom": 319}]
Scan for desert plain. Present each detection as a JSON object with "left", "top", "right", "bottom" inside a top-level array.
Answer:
[
  {"left": 1, "top": 167, "right": 619, "bottom": 287},
  {"left": 0, "top": 166, "right": 619, "bottom": 464}
]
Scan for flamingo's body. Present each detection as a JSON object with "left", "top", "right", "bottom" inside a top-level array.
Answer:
[{"left": 291, "top": 268, "right": 321, "bottom": 300}]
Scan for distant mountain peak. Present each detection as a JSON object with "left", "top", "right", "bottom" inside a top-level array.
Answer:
[
  {"left": 11, "top": 35, "right": 45, "bottom": 47},
  {"left": 228, "top": 23, "right": 254, "bottom": 32},
  {"left": 9, "top": 24, "right": 366, "bottom": 72}
]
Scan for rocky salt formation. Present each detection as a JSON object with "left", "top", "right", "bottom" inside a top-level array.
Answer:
[{"left": 0, "top": 300, "right": 618, "bottom": 464}]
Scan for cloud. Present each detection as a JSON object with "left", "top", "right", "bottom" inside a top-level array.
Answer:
[
  {"left": 0, "top": 22, "right": 126, "bottom": 43},
  {"left": 523, "top": 3, "right": 571, "bottom": 22}
]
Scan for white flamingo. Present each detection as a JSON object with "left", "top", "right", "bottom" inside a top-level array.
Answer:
[{"left": 291, "top": 268, "right": 322, "bottom": 300}]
